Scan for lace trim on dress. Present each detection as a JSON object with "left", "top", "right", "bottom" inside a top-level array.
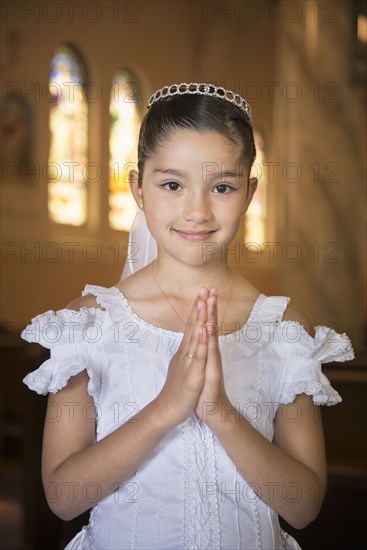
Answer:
[
  {"left": 252, "top": 495, "right": 262, "bottom": 550},
  {"left": 21, "top": 307, "right": 104, "bottom": 398},
  {"left": 83, "top": 284, "right": 286, "bottom": 334},
  {"left": 82, "top": 285, "right": 293, "bottom": 360},
  {"left": 82, "top": 285, "right": 355, "bottom": 367},
  {"left": 206, "top": 429, "right": 221, "bottom": 549},
  {"left": 280, "top": 379, "right": 342, "bottom": 406},
  {"left": 120, "top": 336, "right": 140, "bottom": 549},
  {"left": 182, "top": 415, "right": 221, "bottom": 549},
  {"left": 22, "top": 357, "right": 99, "bottom": 397},
  {"left": 276, "top": 322, "right": 354, "bottom": 363},
  {"left": 251, "top": 349, "right": 264, "bottom": 427},
  {"left": 249, "top": 349, "right": 263, "bottom": 548},
  {"left": 130, "top": 471, "right": 140, "bottom": 550},
  {"left": 274, "top": 324, "right": 354, "bottom": 406},
  {"left": 217, "top": 293, "right": 268, "bottom": 344},
  {"left": 21, "top": 307, "right": 105, "bottom": 348},
  {"left": 182, "top": 417, "right": 194, "bottom": 549},
  {"left": 88, "top": 504, "right": 100, "bottom": 549},
  {"left": 23, "top": 359, "right": 87, "bottom": 395}
]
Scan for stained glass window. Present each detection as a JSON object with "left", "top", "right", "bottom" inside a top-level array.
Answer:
[
  {"left": 245, "top": 131, "right": 267, "bottom": 245},
  {"left": 109, "top": 71, "right": 141, "bottom": 231},
  {"left": 48, "top": 45, "right": 88, "bottom": 225}
]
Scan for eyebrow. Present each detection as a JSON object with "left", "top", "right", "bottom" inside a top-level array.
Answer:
[
  {"left": 216, "top": 170, "right": 242, "bottom": 178},
  {"left": 152, "top": 168, "right": 242, "bottom": 179},
  {"left": 152, "top": 168, "right": 186, "bottom": 176}
]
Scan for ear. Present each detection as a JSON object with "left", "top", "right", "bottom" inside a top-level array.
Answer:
[
  {"left": 243, "top": 176, "right": 258, "bottom": 213},
  {"left": 128, "top": 169, "right": 143, "bottom": 209}
]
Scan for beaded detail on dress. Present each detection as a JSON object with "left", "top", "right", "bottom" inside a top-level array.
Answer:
[{"left": 182, "top": 415, "right": 221, "bottom": 549}]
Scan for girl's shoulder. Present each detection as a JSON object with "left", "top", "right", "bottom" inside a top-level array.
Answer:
[
  {"left": 281, "top": 304, "right": 315, "bottom": 337},
  {"left": 233, "top": 274, "right": 315, "bottom": 338},
  {"left": 66, "top": 293, "right": 102, "bottom": 311},
  {"left": 114, "top": 265, "right": 152, "bottom": 298}
]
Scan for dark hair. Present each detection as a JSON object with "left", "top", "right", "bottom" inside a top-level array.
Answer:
[{"left": 137, "top": 94, "right": 256, "bottom": 186}]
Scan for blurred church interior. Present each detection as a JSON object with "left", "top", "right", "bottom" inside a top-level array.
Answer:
[{"left": 0, "top": 0, "right": 366, "bottom": 548}]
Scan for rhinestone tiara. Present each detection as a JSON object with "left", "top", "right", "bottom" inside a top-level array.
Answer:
[{"left": 147, "top": 82, "right": 252, "bottom": 119}]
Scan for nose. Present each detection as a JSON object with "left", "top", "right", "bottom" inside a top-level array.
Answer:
[{"left": 183, "top": 191, "right": 211, "bottom": 224}]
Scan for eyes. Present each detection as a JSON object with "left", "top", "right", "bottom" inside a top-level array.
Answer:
[
  {"left": 161, "top": 181, "right": 235, "bottom": 194},
  {"left": 163, "top": 181, "right": 181, "bottom": 191}
]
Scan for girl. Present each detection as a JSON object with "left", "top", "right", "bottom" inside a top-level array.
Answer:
[{"left": 21, "top": 82, "right": 354, "bottom": 549}]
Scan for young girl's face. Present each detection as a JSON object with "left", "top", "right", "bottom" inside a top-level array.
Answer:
[{"left": 132, "top": 129, "right": 257, "bottom": 267}]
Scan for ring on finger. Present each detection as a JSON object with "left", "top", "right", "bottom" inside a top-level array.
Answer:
[{"left": 186, "top": 351, "right": 193, "bottom": 359}]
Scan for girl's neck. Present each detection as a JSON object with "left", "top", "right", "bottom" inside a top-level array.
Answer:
[{"left": 151, "top": 255, "right": 233, "bottom": 299}]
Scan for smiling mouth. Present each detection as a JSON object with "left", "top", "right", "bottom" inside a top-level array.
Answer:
[{"left": 173, "top": 229, "right": 217, "bottom": 241}]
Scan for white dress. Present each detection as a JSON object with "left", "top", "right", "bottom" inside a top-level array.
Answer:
[{"left": 21, "top": 285, "right": 354, "bottom": 550}]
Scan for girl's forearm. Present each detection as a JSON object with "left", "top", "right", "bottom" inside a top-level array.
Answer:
[
  {"left": 44, "top": 398, "right": 173, "bottom": 520},
  {"left": 204, "top": 405, "right": 324, "bottom": 529}
]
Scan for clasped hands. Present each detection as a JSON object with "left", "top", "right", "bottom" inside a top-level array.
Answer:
[{"left": 160, "top": 286, "right": 236, "bottom": 428}]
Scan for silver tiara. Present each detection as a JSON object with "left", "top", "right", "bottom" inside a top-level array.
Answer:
[{"left": 147, "top": 82, "right": 252, "bottom": 119}]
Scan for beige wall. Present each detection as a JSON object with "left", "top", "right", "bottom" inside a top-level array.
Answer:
[{"left": 274, "top": 0, "right": 366, "bottom": 343}]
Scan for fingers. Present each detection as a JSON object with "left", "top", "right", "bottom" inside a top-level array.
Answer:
[
  {"left": 193, "top": 286, "right": 218, "bottom": 340},
  {"left": 205, "top": 290, "right": 218, "bottom": 336},
  {"left": 205, "top": 293, "right": 223, "bottom": 391},
  {"left": 180, "top": 288, "right": 208, "bottom": 362},
  {"left": 186, "top": 294, "right": 208, "bottom": 362},
  {"left": 207, "top": 295, "right": 220, "bottom": 359},
  {"left": 184, "top": 287, "right": 207, "bottom": 328},
  {"left": 179, "top": 285, "right": 220, "bottom": 359}
]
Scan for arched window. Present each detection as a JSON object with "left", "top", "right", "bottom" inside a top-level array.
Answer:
[
  {"left": 109, "top": 70, "right": 141, "bottom": 231},
  {"left": 245, "top": 131, "right": 267, "bottom": 244},
  {"left": 48, "top": 45, "right": 88, "bottom": 226}
]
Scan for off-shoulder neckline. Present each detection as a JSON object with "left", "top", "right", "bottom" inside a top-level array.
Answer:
[
  {"left": 110, "top": 286, "right": 267, "bottom": 339},
  {"left": 22, "top": 288, "right": 354, "bottom": 362}
]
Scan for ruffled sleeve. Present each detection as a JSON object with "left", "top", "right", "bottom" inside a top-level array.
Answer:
[
  {"left": 21, "top": 307, "right": 105, "bottom": 397},
  {"left": 274, "top": 322, "right": 355, "bottom": 406}
]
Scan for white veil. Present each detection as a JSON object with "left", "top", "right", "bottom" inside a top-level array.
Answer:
[{"left": 120, "top": 209, "right": 158, "bottom": 280}]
